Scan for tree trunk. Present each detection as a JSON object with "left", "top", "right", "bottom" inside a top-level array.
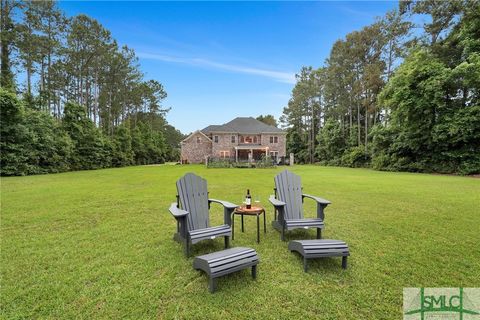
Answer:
[
  {"left": 357, "top": 103, "right": 361, "bottom": 146},
  {"left": 26, "top": 63, "right": 32, "bottom": 95},
  {"left": 0, "top": 0, "right": 15, "bottom": 90},
  {"left": 364, "top": 101, "right": 368, "bottom": 152}
]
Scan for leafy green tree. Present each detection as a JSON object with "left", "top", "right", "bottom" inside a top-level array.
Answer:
[
  {"left": 286, "top": 128, "right": 308, "bottom": 164},
  {"left": 23, "top": 108, "right": 72, "bottom": 173},
  {"left": 281, "top": 67, "right": 323, "bottom": 163},
  {"left": 111, "top": 121, "right": 133, "bottom": 167},
  {"left": 315, "top": 119, "right": 346, "bottom": 164},
  {"left": 0, "top": 88, "right": 30, "bottom": 175},
  {"left": 375, "top": 47, "right": 480, "bottom": 174},
  {"left": 62, "top": 102, "right": 111, "bottom": 170},
  {"left": 400, "top": 0, "right": 464, "bottom": 45},
  {"left": 0, "top": 0, "right": 19, "bottom": 90},
  {"left": 256, "top": 114, "right": 278, "bottom": 127}
]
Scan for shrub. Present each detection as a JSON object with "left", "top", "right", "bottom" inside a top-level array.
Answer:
[
  {"left": 207, "top": 157, "right": 232, "bottom": 168},
  {"left": 341, "top": 146, "right": 371, "bottom": 168},
  {"left": 256, "top": 155, "right": 275, "bottom": 168}
]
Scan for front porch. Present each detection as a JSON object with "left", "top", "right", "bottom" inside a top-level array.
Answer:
[{"left": 234, "top": 146, "right": 269, "bottom": 162}]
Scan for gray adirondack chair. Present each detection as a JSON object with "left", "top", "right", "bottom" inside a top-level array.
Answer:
[
  {"left": 269, "top": 170, "right": 331, "bottom": 241},
  {"left": 169, "top": 173, "right": 238, "bottom": 257}
]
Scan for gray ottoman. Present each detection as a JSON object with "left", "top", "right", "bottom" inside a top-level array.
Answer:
[
  {"left": 288, "top": 239, "right": 349, "bottom": 272},
  {"left": 193, "top": 247, "right": 259, "bottom": 293}
]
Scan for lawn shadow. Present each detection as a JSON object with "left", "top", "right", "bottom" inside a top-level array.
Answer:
[
  {"left": 192, "top": 267, "right": 258, "bottom": 294},
  {"left": 188, "top": 239, "right": 230, "bottom": 257},
  {"left": 289, "top": 250, "right": 348, "bottom": 274},
  {"left": 281, "top": 228, "right": 320, "bottom": 242}
]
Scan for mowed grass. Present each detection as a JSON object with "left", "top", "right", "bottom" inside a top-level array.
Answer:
[{"left": 1, "top": 165, "right": 479, "bottom": 319}]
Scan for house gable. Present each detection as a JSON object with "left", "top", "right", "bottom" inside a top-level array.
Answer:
[
  {"left": 180, "top": 131, "right": 212, "bottom": 163},
  {"left": 182, "top": 130, "right": 212, "bottom": 143}
]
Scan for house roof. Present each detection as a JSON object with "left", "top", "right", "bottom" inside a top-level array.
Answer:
[
  {"left": 181, "top": 130, "right": 212, "bottom": 143},
  {"left": 201, "top": 117, "right": 284, "bottom": 134}
]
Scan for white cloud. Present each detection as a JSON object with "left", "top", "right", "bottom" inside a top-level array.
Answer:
[{"left": 137, "top": 52, "right": 296, "bottom": 84}]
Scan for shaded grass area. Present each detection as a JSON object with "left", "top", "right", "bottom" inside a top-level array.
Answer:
[{"left": 1, "top": 165, "right": 479, "bottom": 319}]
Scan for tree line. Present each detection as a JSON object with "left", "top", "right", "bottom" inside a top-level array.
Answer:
[
  {"left": 282, "top": 0, "right": 480, "bottom": 174},
  {"left": 1, "top": 0, "right": 184, "bottom": 176}
]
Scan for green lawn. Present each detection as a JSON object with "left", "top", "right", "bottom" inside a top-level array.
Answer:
[{"left": 1, "top": 165, "right": 479, "bottom": 319}]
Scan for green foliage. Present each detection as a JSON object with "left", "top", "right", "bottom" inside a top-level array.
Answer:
[
  {"left": 256, "top": 154, "right": 275, "bottom": 168},
  {"left": 287, "top": 128, "right": 308, "bottom": 164},
  {"left": 23, "top": 109, "right": 73, "bottom": 174},
  {"left": 0, "top": 88, "right": 73, "bottom": 175},
  {"left": 0, "top": 94, "right": 169, "bottom": 176},
  {"left": 285, "top": 2, "right": 480, "bottom": 175},
  {"left": 315, "top": 119, "right": 346, "bottom": 162},
  {"left": 0, "top": 88, "right": 30, "bottom": 175},
  {"left": 131, "top": 122, "right": 165, "bottom": 165},
  {"left": 111, "top": 122, "right": 134, "bottom": 167},
  {"left": 62, "top": 102, "right": 111, "bottom": 170},
  {"left": 207, "top": 158, "right": 232, "bottom": 168},
  {"left": 373, "top": 41, "right": 480, "bottom": 174},
  {"left": 1, "top": 2, "right": 181, "bottom": 176},
  {"left": 341, "top": 146, "right": 371, "bottom": 168},
  {"left": 256, "top": 114, "right": 278, "bottom": 127}
]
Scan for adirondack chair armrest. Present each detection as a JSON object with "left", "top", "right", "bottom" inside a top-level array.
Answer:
[
  {"left": 302, "top": 194, "right": 331, "bottom": 205},
  {"left": 269, "top": 196, "right": 286, "bottom": 208},
  {"left": 208, "top": 199, "right": 238, "bottom": 210},
  {"left": 208, "top": 199, "right": 237, "bottom": 226},
  {"left": 169, "top": 203, "right": 189, "bottom": 219}
]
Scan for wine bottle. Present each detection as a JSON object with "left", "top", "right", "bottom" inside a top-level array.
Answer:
[{"left": 245, "top": 189, "right": 252, "bottom": 209}]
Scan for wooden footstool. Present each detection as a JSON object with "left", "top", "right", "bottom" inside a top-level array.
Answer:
[
  {"left": 193, "top": 247, "right": 259, "bottom": 293},
  {"left": 288, "top": 239, "right": 349, "bottom": 272}
]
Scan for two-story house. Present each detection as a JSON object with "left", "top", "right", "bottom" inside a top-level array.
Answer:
[{"left": 180, "top": 117, "right": 286, "bottom": 164}]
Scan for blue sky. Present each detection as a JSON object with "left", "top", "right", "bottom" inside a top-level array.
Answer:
[{"left": 59, "top": 1, "right": 397, "bottom": 134}]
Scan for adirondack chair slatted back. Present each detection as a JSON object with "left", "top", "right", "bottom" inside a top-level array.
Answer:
[
  {"left": 274, "top": 170, "right": 304, "bottom": 219},
  {"left": 176, "top": 173, "right": 210, "bottom": 231}
]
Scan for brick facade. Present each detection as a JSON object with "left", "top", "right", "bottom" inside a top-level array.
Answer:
[
  {"left": 261, "top": 134, "right": 286, "bottom": 157},
  {"left": 180, "top": 132, "right": 212, "bottom": 163},
  {"left": 211, "top": 133, "right": 237, "bottom": 158}
]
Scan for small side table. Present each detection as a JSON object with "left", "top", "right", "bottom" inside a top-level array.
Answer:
[{"left": 232, "top": 206, "right": 266, "bottom": 243}]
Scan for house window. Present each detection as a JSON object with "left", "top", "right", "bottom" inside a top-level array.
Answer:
[
  {"left": 220, "top": 151, "right": 230, "bottom": 158},
  {"left": 196, "top": 137, "right": 201, "bottom": 143},
  {"left": 253, "top": 136, "right": 257, "bottom": 144},
  {"left": 214, "top": 135, "right": 219, "bottom": 143},
  {"left": 231, "top": 135, "right": 236, "bottom": 143},
  {"left": 270, "top": 136, "right": 278, "bottom": 144},
  {"left": 270, "top": 151, "right": 279, "bottom": 162},
  {"left": 240, "top": 136, "right": 244, "bottom": 143},
  {"left": 270, "top": 136, "right": 273, "bottom": 143}
]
